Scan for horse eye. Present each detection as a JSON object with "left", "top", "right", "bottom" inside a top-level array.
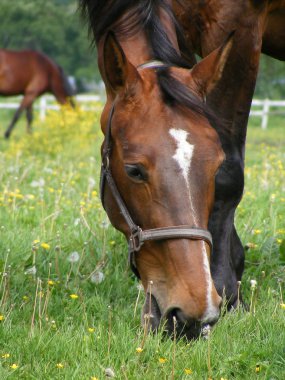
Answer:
[{"left": 125, "top": 164, "right": 147, "bottom": 182}]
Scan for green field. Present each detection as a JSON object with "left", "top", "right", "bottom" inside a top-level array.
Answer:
[{"left": 0, "top": 105, "right": 284, "bottom": 380}]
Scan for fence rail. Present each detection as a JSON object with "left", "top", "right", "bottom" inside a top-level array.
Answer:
[{"left": 0, "top": 96, "right": 284, "bottom": 128}]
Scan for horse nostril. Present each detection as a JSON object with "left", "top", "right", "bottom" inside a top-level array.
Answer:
[{"left": 165, "top": 308, "right": 195, "bottom": 327}]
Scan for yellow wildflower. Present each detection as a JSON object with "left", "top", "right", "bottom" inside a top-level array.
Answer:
[
  {"left": 56, "top": 363, "right": 64, "bottom": 369},
  {"left": 23, "top": 295, "right": 29, "bottom": 301},
  {"left": 88, "top": 327, "right": 95, "bottom": 333},
  {"left": 280, "top": 303, "right": 285, "bottom": 310},
  {"left": 184, "top": 368, "right": 193, "bottom": 375},
  {"left": 91, "top": 377, "right": 99, "bottom": 380},
  {"left": 276, "top": 239, "right": 282, "bottom": 244},
  {"left": 70, "top": 294, "right": 79, "bottom": 300},
  {"left": 2, "top": 353, "right": 10, "bottom": 358},
  {"left": 0, "top": 315, "right": 4, "bottom": 321},
  {"left": 136, "top": 347, "right": 143, "bottom": 353},
  {"left": 33, "top": 239, "right": 40, "bottom": 244},
  {"left": 48, "top": 280, "right": 55, "bottom": 286},
  {"left": 253, "top": 229, "right": 261, "bottom": 235},
  {"left": 158, "top": 357, "right": 167, "bottom": 364},
  {"left": 10, "top": 364, "right": 19, "bottom": 369},
  {"left": 255, "top": 364, "right": 261, "bottom": 373},
  {"left": 41, "top": 242, "right": 50, "bottom": 250}
]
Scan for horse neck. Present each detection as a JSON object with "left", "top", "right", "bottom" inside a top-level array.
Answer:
[{"left": 178, "top": 1, "right": 267, "bottom": 158}]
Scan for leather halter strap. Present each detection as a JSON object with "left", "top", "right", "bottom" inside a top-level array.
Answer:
[{"left": 100, "top": 61, "right": 213, "bottom": 278}]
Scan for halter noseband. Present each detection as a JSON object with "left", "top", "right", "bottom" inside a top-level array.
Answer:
[{"left": 100, "top": 61, "right": 213, "bottom": 278}]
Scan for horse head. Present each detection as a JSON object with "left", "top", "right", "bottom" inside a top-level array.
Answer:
[{"left": 100, "top": 32, "right": 233, "bottom": 339}]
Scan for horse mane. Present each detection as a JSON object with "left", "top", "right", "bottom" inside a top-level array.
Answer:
[{"left": 79, "top": 0, "right": 224, "bottom": 135}]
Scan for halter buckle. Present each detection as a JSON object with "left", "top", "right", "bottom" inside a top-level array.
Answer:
[{"left": 129, "top": 227, "right": 143, "bottom": 253}]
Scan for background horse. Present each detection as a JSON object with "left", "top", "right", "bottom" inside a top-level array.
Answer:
[
  {"left": 171, "top": 0, "right": 285, "bottom": 308},
  {"left": 0, "top": 49, "right": 75, "bottom": 138},
  {"left": 81, "top": 0, "right": 236, "bottom": 338}
]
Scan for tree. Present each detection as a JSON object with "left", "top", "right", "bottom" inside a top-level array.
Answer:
[{"left": 0, "top": 0, "right": 100, "bottom": 90}]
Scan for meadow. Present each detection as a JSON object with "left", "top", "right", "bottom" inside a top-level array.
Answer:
[{"left": 0, "top": 104, "right": 284, "bottom": 380}]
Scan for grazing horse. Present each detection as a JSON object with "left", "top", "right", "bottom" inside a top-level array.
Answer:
[
  {"left": 80, "top": 0, "right": 235, "bottom": 338},
  {"left": 170, "top": 0, "right": 285, "bottom": 308},
  {"left": 0, "top": 49, "right": 75, "bottom": 138}
]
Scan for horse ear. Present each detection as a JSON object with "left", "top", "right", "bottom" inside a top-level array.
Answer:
[
  {"left": 103, "top": 32, "right": 141, "bottom": 94},
  {"left": 190, "top": 33, "right": 234, "bottom": 99}
]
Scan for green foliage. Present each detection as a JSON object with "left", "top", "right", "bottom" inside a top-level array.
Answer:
[
  {"left": 255, "top": 55, "right": 285, "bottom": 99},
  {"left": 0, "top": 0, "right": 99, "bottom": 85}
]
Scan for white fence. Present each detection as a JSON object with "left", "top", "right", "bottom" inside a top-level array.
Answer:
[
  {"left": 0, "top": 96, "right": 284, "bottom": 129},
  {"left": 0, "top": 94, "right": 102, "bottom": 121},
  {"left": 250, "top": 99, "right": 285, "bottom": 129}
]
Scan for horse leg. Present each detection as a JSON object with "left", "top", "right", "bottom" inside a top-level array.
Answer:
[
  {"left": 4, "top": 107, "right": 24, "bottom": 139},
  {"left": 26, "top": 105, "right": 33, "bottom": 134},
  {"left": 4, "top": 94, "right": 35, "bottom": 138}
]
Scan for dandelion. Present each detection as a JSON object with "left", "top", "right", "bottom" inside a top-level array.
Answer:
[
  {"left": 91, "top": 377, "right": 99, "bottom": 380},
  {"left": 56, "top": 363, "right": 64, "bottom": 369},
  {"left": 25, "top": 266, "right": 37, "bottom": 275},
  {"left": 90, "top": 271, "right": 104, "bottom": 284},
  {"left": 280, "top": 303, "right": 285, "bottom": 310},
  {"left": 88, "top": 327, "right": 95, "bottom": 333},
  {"left": 33, "top": 239, "right": 40, "bottom": 244},
  {"left": 136, "top": 347, "right": 143, "bottom": 353},
  {"left": 255, "top": 364, "right": 261, "bottom": 373},
  {"left": 253, "top": 229, "right": 261, "bottom": 235},
  {"left": 0, "top": 315, "right": 5, "bottom": 321},
  {"left": 105, "top": 367, "right": 115, "bottom": 377},
  {"left": 184, "top": 368, "right": 193, "bottom": 375},
  {"left": 67, "top": 251, "right": 80, "bottom": 263},
  {"left": 70, "top": 294, "right": 79, "bottom": 300},
  {"left": 10, "top": 363, "right": 19, "bottom": 369},
  {"left": 2, "top": 353, "right": 10, "bottom": 358},
  {"left": 41, "top": 242, "right": 50, "bottom": 250},
  {"left": 158, "top": 357, "right": 167, "bottom": 364}
]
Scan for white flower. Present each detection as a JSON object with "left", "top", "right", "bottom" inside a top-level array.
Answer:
[
  {"left": 30, "top": 178, "right": 45, "bottom": 188},
  {"left": 201, "top": 324, "right": 211, "bottom": 339},
  {"left": 25, "top": 266, "right": 37, "bottom": 275},
  {"left": 43, "top": 167, "right": 53, "bottom": 174},
  {"left": 74, "top": 218, "right": 80, "bottom": 226},
  {"left": 67, "top": 252, "right": 80, "bottom": 263},
  {"left": 88, "top": 177, "right": 96, "bottom": 189},
  {"left": 90, "top": 271, "right": 104, "bottom": 284},
  {"left": 101, "top": 220, "right": 110, "bottom": 229},
  {"left": 250, "top": 279, "right": 257, "bottom": 289},
  {"left": 105, "top": 368, "right": 115, "bottom": 378}
]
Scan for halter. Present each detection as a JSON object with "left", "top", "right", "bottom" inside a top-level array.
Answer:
[{"left": 100, "top": 61, "right": 213, "bottom": 278}]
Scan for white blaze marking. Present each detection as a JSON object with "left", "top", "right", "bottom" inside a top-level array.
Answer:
[
  {"left": 169, "top": 128, "right": 197, "bottom": 224},
  {"left": 169, "top": 129, "right": 218, "bottom": 322},
  {"left": 201, "top": 243, "right": 219, "bottom": 323}
]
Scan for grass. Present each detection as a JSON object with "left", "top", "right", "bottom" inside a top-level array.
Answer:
[{"left": 0, "top": 105, "right": 284, "bottom": 380}]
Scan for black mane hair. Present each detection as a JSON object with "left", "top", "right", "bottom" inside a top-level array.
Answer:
[{"left": 79, "top": 0, "right": 222, "bottom": 132}]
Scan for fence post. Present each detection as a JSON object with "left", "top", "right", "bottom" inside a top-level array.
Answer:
[
  {"left": 261, "top": 99, "right": 270, "bottom": 129},
  {"left": 40, "top": 96, "right": 47, "bottom": 121}
]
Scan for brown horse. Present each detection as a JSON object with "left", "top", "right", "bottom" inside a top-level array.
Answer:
[
  {"left": 170, "top": 0, "right": 285, "bottom": 307},
  {"left": 0, "top": 49, "right": 75, "bottom": 138},
  {"left": 81, "top": 0, "right": 236, "bottom": 338}
]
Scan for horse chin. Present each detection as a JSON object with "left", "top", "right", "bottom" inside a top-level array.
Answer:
[{"left": 141, "top": 293, "right": 212, "bottom": 340}]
